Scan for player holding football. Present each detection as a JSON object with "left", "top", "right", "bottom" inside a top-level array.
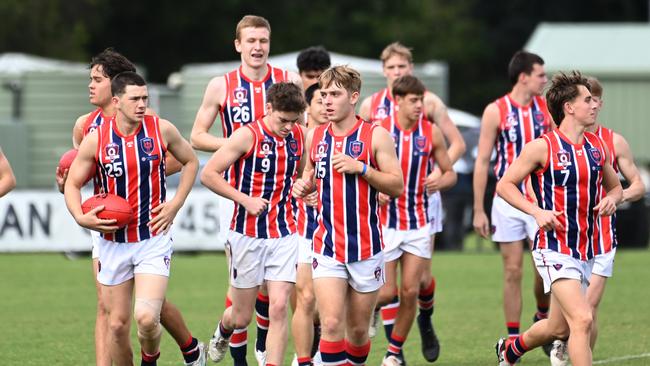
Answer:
[
  {"left": 57, "top": 49, "right": 204, "bottom": 366},
  {"left": 65, "top": 72, "right": 199, "bottom": 366}
]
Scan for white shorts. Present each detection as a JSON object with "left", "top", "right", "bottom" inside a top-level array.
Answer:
[
  {"left": 227, "top": 231, "right": 298, "bottom": 288},
  {"left": 592, "top": 248, "right": 616, "bottom": 278},
  {"left": 491, "top": 195, "right": 537, "bottom": 242},
  {"left": 532, "top": 248, "right": 594, "bottom": 294},
  {"left": 298, "top": 236, "right": 313, "bottom": 264},
  {"left": 97, "top": 232, "right": 173, "bottom": 286},
  {"left": 382, "top": 226, "right": 431, "bottom": 262},
  {"left": 311, "top": 252, "right": 385, "bottom": 293},
  {"left": 91, "top": 230, "right": 101, "bottom": 259},
  {"left": 427, "top": 191, "right": 443, "bottom": 235}
]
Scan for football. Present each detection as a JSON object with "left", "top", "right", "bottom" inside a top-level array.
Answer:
[
  {"left": 58, "top": 149, "right": 78, "bottom": 171},
  {"left": 58, "top": 148, "right": 96, "bottom": 183},
  {"left": 81, "top": 193, "right": 133, "bottom": 229}
]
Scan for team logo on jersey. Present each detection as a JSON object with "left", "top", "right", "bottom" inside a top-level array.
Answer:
[
  {"left": 533, "top": 110, "right": 546, "bottom": 124},
  {"left": 287, "top": 138, "right": 299, "bottom": 155},
  {"left": 259, "top": 139, "right": 275, "bottom": 156},
  {"left": 233, "top": 86, "right": 248, "bottom": 104},
  {"left": 140, "top": 137, "right": 155, "bottom": 155},
  {"left": 315, "top": 141, "right": 329, "bottom": 161},
  {"left": 349, "top": 140, "right": 364, "bottom": 159},
  {"left": 105, "top": 143, "right": 120, "bottom": 161},
  {"left": 414, "top": 135, "right": 427, "bottom": 151},
  {"left": 506, "top": 112, "right": 518, "bottom": 128},
  {"left": 374, "top": 266, "right": 382, "bottom": 281},
  {"left": 588, "top": 148, "right": 602, "bottom": 165},
  {"left": 556, "top": 150, "right": 572, "bottom": 169},
  {"left": 375, "top": 106, "right": 388, "bottom": 121}
]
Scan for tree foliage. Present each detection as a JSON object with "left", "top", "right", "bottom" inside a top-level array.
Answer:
[{"left": 1, "top": 0, "right": 647, "bottom": 114}]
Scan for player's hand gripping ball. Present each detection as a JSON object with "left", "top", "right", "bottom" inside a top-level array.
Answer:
[{"left": 82, "top": 193, "right": 133, "bottom": 229}]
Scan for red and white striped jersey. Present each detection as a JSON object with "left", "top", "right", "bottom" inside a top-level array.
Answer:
[
  {"left": 293, "top": 196, "right": 318, "bottom": 239},
  {"left": 83, "top": 108, "right": 111, "bottom": 193},
  {"left": 83, "top": 108, "right": 110, "bottom": 137},
  {"left": 220, "top": 64, "right": 289, "bottom": 137},
  {"left": 531, "top": 130, "right": 607, "bottom": 260},
  {"left": 379, "top": 114, "right": 435, "bottom": 230},
  {"left": 230, "top": 119, "right": 303, "bottom": 239},
  {"left": 95, "top": 116, "right": 167, "bottom": 243},
  {"left": 368, "top": 88, "right": 394, "bottom": 124},
  {"left": 311, "top": 118, "right": 383, "bottom": 263},
  {"left": 494, "top": 94, "right": 552, "bottom": 189},
  {"left": 595, "top": 125, "right": 618, "bottom": 253},
  {"left": 220, "top": 64, "right": 289, "bottom": 183}
]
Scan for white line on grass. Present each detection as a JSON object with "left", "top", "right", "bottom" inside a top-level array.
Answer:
[{"left": 593, "top": 353, "right": 650, "bottom": 364}]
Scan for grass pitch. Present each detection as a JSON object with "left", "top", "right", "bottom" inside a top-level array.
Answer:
[{"left": 1, "top": 247, "right": 648, "bottom": 365}]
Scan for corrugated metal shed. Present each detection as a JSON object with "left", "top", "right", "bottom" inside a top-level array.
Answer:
[
  {"left": 525, "top": 23, "right": 650, "bottom": 161},
  {"left": 174, "top": 51, "right": 448, "bottom": 142}
]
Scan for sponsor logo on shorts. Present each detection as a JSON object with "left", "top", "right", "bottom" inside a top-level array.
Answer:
[
  {"left": 233, "top": 268, "right": 238, "bottom": 279},
  {"left": 163, "top": 256, "right": 170, "bottom": 269},
  {"left": 312, "top": 258, "right": 318, "bottom": 270},
  {"left": 374, "top": 266, "right": 382, "bottom": 281},
  {"left": 553, "top": 264, "right": 563, "bottom": 271}
]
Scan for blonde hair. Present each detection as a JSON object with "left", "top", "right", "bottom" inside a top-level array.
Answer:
[
  {"left": 235, "top": 15, "right": 271, "bottom": 40},
  {"left": 380, "top": 42, "right": 413, "bottom": 64},
  {"left": 318, "top": 65, "right": 361, "bottom": 94}
]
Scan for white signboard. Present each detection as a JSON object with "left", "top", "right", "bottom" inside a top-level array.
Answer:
[{"left": 0, "top": 188, "right": 225, "bottom": 252}]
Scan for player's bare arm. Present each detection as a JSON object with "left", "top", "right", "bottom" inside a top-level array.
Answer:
[
  {"left": 200, "top": 126, "right": 268, "bottom": 216},
  {"left": 64, "top": 131, "right": 118, "bottom": 233},
  {"left": 0, "top": 147, "right": 16, "bottom": 197},
  {"left": 358, "top": 96, "right": 372, "bottom": 121},
  {"left": 293, "top": 128, "right": 316, "bottom": 198},
  {"left": 496, "top": 139, "right": 563, "bottom": 232},
  {"left": 362, "top": 126, "right": 404, "bottom": 197},
  {"left": 613, "top": 133, "right": 646, "bottom": 203},
  {"left": 425, "top": 91, "right": 466, "bottom": 163},
  {"left": 472, "top": 102, "right": 500, "bottom": 237},
  {"left": 149, "top": 119, "right": 199, "bottom": 234},
  {"left": 190, "top": 76, "right": 228, "bottom": 152},
  {"left": 425, "top": 124, "right": 457, "bottom": 194}
]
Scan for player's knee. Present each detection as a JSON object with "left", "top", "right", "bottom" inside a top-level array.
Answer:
[
  {"left": 108, "top": 315, "right": 130, "bottom": 337},
  {"left": 503, "top": 265, "right": 523, "bottom": 282},
  {"left": 400, "top": 282, "right": 419, "bottom": 302},
  {"left": 269, "top": 298, "right": 289, "bottom": 322},
  {"left": 569, "top": 311, "right": 593, "bottom": 334},
  {"left": 320, "top": 314, "right": 343, "bottom": 336},
  {"left": 134, "top": 298, "right": 163, "bottom": 333},
  {"left": 297, "top": 288, "right": 316, "bottom": 310}
]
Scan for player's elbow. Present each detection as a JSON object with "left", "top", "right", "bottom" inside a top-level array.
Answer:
[
  {"left": 189, "top": 130, "right": 202, "bottom": 150},
  {"left": 495, "top": 179, "right": 511, "bottom": 199},
  {"left": 387, "top": 177, "right": 404, "bottom": 198}
]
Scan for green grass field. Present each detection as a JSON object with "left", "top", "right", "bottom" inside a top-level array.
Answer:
[{"left": 1, "top": 248, "right": 649, "bottom": 365}]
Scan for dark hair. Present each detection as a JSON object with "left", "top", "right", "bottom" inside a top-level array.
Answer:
[
  {"left": 90, "top": 48, "right": 136, "bottom": 79},
  {"left": 392, "top": 75, "right": 426, "bottom": 98},
  {"left": 266, "top": 82, "right": 306, "bottom": 113},
  {"left": 305, "top": 83, "right": 320, "bottom": 105},
  {"left": 507, "top": 51, "right": 544, "bottom": 86},
  {"left": 586, "top": 76, "right": 603, "bottom": 98},
  {"left": 546, "top": 71, "right": 591, "bottom": 126},
  {"left": 111, "top": 72, "right": 146, "bottom": 97},
  {"left": 297, "top": 46, "right": 331, "bottom": 73}
]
